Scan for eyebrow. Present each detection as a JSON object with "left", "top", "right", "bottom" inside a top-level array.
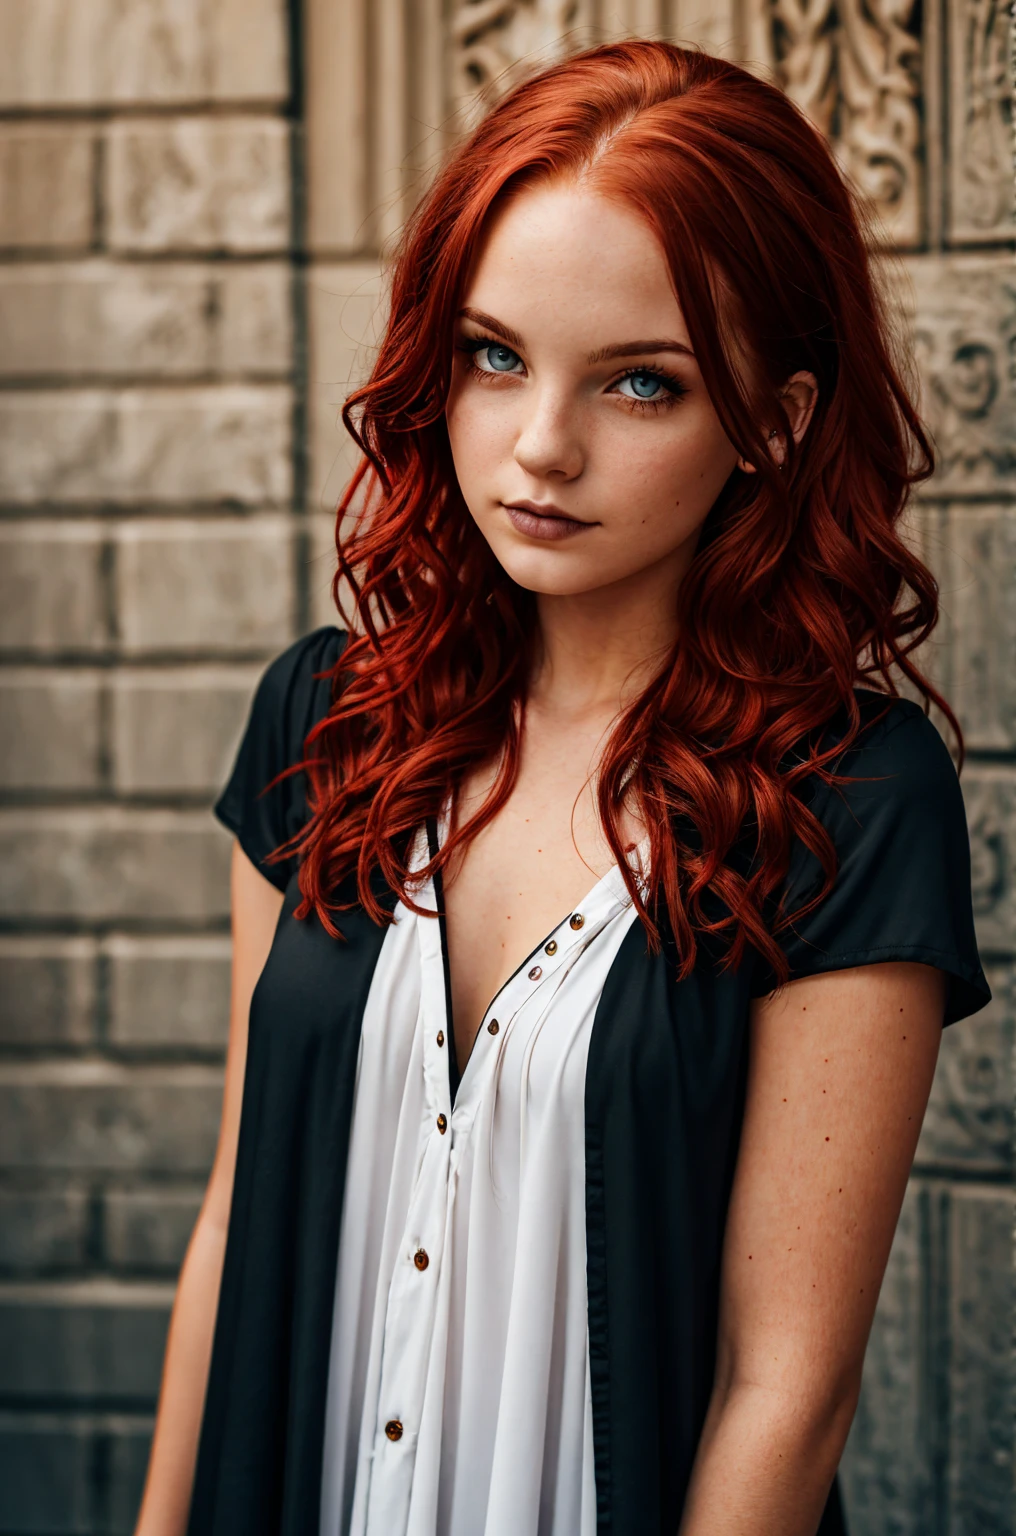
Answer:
[{"left": 457, "top": 307, "right": 695, "bottom": 363}]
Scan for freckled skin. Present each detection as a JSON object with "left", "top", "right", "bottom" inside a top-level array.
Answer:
[{"left": 445, "top": 182, "right": 810, "bottom": 604}]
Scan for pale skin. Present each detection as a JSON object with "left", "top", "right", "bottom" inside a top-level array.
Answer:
[{"left": 135, "top": 181, "right": 944, "bottom": 1535}]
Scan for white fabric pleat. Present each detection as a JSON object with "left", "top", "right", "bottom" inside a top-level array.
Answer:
[{"left": 319, "top": 828, "right": 645, "bottom": 1536}]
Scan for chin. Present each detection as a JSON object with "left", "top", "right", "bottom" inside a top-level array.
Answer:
[{"left": 488, "top": 542, "right": 627, "bottom": 598}]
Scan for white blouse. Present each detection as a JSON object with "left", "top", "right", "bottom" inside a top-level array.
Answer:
[{"left": 317, "top": 825, "right": 647, "bottom": 1536}]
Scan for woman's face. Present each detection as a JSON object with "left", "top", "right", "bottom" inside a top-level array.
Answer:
[{"left": 445, "top": 180, "right": 748, "bottom": 600}]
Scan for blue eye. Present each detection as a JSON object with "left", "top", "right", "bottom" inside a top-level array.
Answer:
[
  {"left": 474, "top": 342, "right": 521, "bottom": 373},
  {"left": 619, "top": 370, "right": 665, "bottom": 400}
]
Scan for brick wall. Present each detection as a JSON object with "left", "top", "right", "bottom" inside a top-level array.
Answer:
[{"left": 0, "top": 2, "right": 301, "bottom": 1529}]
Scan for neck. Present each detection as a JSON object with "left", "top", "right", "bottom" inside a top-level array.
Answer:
[{"left": 529, "top": 553, "right": 685, "bottom": 721}]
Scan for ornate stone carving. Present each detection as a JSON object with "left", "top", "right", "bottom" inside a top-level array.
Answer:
[
  {"left": 446, "top": 0, "right": 925, "bottom": 242},
  {"left": 771, "top": 0, "right": 922, "bottom": 244},
  {"left": 885, "top": 255, "right": 1016, "bottom": 498},
  {"left": 448, "top": 0, "right": 589, "bottom": 130},
  {"left": 961, "top": 768, "right": 1016, "bottom": 955},
  {"left": 918, "top": 962, "right": 1014, "bottom": 1173},
  {"left": 935, "top": 505, "right": 1016, "bottom": 751},
  {"left": 948, "top": 0, "right": 1015, "bottom": 243}
]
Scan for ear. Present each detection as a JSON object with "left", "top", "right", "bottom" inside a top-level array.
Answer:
[
  {"left": 779, "top": 370, "right": 819, "bottom": 450},
  {"left": 736, "top": 370, "right": 819, "bottom": 473}
]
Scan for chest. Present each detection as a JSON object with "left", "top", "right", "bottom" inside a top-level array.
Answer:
[{"left": 441, "top": 722, "right": 644, "bottom": 1070}]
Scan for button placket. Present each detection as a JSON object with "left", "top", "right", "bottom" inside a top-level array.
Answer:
[
  {"left": 364, "top": 863, "right": 452, "bottom": 1531},
  {"left": 367, "top": 836, "right": 644, "bottom": 1531}
]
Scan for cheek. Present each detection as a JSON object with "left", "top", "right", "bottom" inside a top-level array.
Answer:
[
  {"left": 446, "top": 389, "right": 509, "bottom": 489},
  {"left": 602, "top": 411, "right": 737, "bottom": 532}
]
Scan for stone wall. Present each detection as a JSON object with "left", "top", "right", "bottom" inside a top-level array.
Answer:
[
  {"left": 0, "top": 2, "right": 300, "bottom": 1528},
  {"left": 0, "top": 1, "right": 1013, "bottom": 1532}
]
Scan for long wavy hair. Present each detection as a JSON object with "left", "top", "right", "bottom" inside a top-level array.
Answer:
[{"left": 280, "top": 38, "right": 955, "bottom": 982}]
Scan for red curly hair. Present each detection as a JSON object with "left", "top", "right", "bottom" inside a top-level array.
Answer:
[{"left": 281, "top": 38, "right": 955, "bottom": 982}]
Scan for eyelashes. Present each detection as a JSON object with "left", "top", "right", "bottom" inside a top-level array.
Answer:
[
  {"left": 613, "top": 365, "right": 689, "bottom": 413},
  {"left": 458, "top": 339, "right": 521, "bottom": 381},
  {"left": 455, "top": 336, "right": 689, "bottom": 414}
]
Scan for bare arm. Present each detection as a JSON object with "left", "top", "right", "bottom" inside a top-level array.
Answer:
[
  {"left": 134, "top": 843, "right": 285, "bottom": 1536},
  {"left": 678, "top": 960, "right": 945, "bottom": 1535}
]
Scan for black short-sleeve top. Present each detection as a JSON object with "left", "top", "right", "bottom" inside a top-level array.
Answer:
[{"left": 189, "top": 625, "right": 990, "bottom": 1536}]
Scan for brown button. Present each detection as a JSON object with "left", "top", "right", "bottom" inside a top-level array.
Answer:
[
  {"left": 413, "top": 1248, "right": 429, "bottom": 1271},
  {"left": 487, "top": 1019, "right": 499, "bottom": 1035},
  {"left": 545, "top": 939, "right": 558, "bottom": 955},
  {"left": 385, "top": 1419, "right": 403, "bottom": 1442},
  {"left": 569, "top": 912, "right": 584, "bottom": 930},
  {"left": 436, "top": 1113, "right": 447, "bottom": 1134},
  {"left": 528, "top": 965, "right": 542, "bottom": 980},
  {"left": 436, "top": 1030, "right": 444, "bottom": 1047}
]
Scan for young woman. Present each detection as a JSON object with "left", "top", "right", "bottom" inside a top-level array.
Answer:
[{"left": 135, "top": 38, "right": 989, "bottom": 1536}]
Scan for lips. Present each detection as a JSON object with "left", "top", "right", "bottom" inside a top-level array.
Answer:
[{"left": 501, "top": 501, "right": 592, "bottom": 542}]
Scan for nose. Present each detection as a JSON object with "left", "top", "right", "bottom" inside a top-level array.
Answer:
[{"left": 512, "top": 386, "right": 585, "bottom": 482}]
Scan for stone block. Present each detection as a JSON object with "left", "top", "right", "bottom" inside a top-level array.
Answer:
[
  {"left": 0, "top": 668, "right": 103, "bottom": 792},
  {"left": 0, "top": 124, "right": 94, "bottom": 250},
  {"left": 888, "top": 256, "right": 1016, "bottom": 499},
  {"left": 105, "top": 1187, "right": 204, "bottom": 1274},
  {"left": 0, "top": 1280, "right": 172, "bottom": 1402},
  {"left": 116, "top": 516, "right": 294, "bottom": 655},
  {"left": 931, "top": 504, "right": 1016, "bottom": 752},
  {"left": 0, "top": 0, "right": 288, "bottom": 107},
  {"left": 105, "top": 934, "right": 231, "bottom": 1051},
  {"left": 110, "top": 665, "right": 258, "bottom": 795},
  {"left": 0, "top": 1409, "right": 154, "bottom": 1534},
  {"left": 928, "top": 500, "right": 1014, "bottom": 752},
  {"left": 0, "top": 1410, "right": 93, "bottom": 1532},
  {"left": 0, "top": 1061, "right": 222, "bottom": 1174},
  {"left": 307, "top": 260, "right": 385, "bottom": 513},
  {"left": 0, "top": 807, "right": 231, "bottom": 924},
  {"left": 0, "top": 260, "right": 292, "bottom": 380},
  {"left": 217, "top": 262, "right": 294, "bottom": 375},
  {"left": 0, "top": 522, "right": 108, "bottom": 653},
  {"left": 0, "top": 386, "right": 292, "bottom": 506},
  {"left": 106, "top": 117, "right": 290, "bottom": 254},
  {"left": 839, "top": 1181, "right": 935, "bottom": 1532},
  {"left": 0, "top": 936, "right": 97, "bottom": 1050},
  {"left": 917, "top": 961, "right": 1014, "bottom": 1176},
  {"left": 940, "top": 503, "right": 1014, "bottom": 749},
  {"left": 0, "top": 1189, "right": 91, "bottom": 1275},
  {"left": 948, "top": 1186, "right": 1015, "bottom": 1527},
  {"left": 947, "top": 0, "right": 1015, "bottom": 245},
  {"left": 962, "top": 767, "right": 1016, "bottom": 956}
]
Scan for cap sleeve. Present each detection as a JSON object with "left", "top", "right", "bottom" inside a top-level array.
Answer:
[
  {"left": 213, "top": 626, "right": 348, "bottom": 892},
  {"left": 752, "top": 695, "right": 991, "bottom": 1026}
]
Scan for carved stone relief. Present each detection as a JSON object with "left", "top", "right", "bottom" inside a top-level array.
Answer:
[
  {"left": 935, "top": 504, "right": 1016, "bottom": 751},
  {"left": 886, "top": 255, "right": 1016, "bottom": 498},
  {"left": 918, "top": 961, "right": 1015, "bottom": 1173},
  {"left": 961, "top": 768, "right": 1016, "bottom": 954},
  {"left": 445, "top": 0, "right": 925, "bottom": 242},
  {"left": 948, "top": 0, "right": 1015, "bottom": 243},
  {"left": 769, "top": 0, "right": 922, "bottom": 244},
  {"left": 448, "top": 0, "right": 591, "bottom": 130}
]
